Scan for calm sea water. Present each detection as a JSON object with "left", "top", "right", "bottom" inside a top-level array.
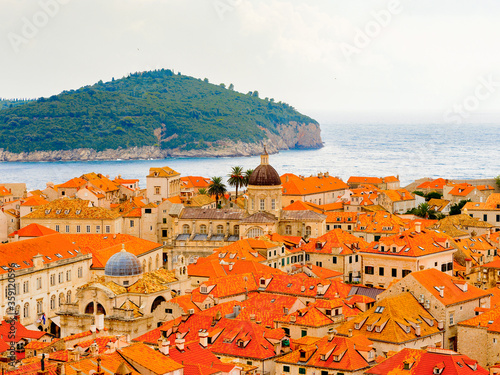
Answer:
[{"left": 0, "top": 123, "right": 498, "bottom": 191}]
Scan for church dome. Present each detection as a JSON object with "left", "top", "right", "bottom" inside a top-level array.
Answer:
[
  {"left": 248, "top": 150, "right": 281, "bottom": 186},
  {"left": 104, "top": 248, "right": 143, "bottom": 277}
]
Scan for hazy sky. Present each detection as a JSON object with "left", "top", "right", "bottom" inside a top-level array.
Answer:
[{"left": 2, "top": 0, "right": 500, "bottom": 123}]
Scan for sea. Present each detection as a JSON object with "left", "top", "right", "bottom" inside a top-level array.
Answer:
[{"left": 0, "top": 123, "right": 498, "bottom": 191}]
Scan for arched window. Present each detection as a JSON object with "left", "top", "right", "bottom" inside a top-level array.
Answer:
[
  {"left": 200, "top": 225, "right": 207, "bottom": 234},
  {"left": 23, "top": 303, "right": 29, "bottom": 318},
  {"left": 234, "top": 225, "right": 239, "bottom": 235},
  {"left": 217, "top": 225, "right": 224, "bottom": 234},
  {"left": 156, "top": 254, "right": 159, "bottom": 269},
  {"left": 285, "top": 225, "right": 292, "bottom": 235},
  {"left": 305, "top": 226, "right": 312, "bottom": 236},
  {"left": 148, "top": 258, "right": 152, "bottom": 272},
  {"left": 66, "top": 291, "right": 71, "bottom": 304},
  {"left": 50, "top": 295, "right": 56, "bottom": 310},
  {"left": 142, "top": 259, "right": 146, "bottom": 272},
  {"left": 247, "top": 227, "right": 264, "bottom": 238},
  {"left": 182, "top": 224, "right": 190, "bottom": 234},
  {"left": 58, "top": 293, "right": 65, "bottom": 307}
]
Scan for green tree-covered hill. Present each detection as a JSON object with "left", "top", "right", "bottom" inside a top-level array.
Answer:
[{"left": 0, "top": 70, "right": 317, "bottom": 153}]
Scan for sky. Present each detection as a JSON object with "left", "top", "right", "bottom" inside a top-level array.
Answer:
[{"left": 1, "top": 0, "right": 500, "bottom": 124}]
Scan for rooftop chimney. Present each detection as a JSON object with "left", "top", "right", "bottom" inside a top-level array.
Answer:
[
  {"left": 439, "top": 286, "right": 444, "bottom": 298},
  {"left": 348, "top": 328, "right": 353, "bottom": 337},
  {"left": 199, "top": 330, "right": 209, "bottom": 348},
  {"left": 175, "top": 337, "right": 185, "bottom": 351},
  {"left": 415, "top": 222, "right": 421, "bottom": 233},
  {"left": 158, "top": 339, "right": 170, "bottom": 355},
  {"left": 415, "top": 324, "right": 421, "bottom": 337}
]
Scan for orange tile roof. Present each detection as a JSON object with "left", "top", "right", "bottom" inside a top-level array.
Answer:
[
  {"left": 336, "top": 293, "right": 440, "bottom": 344},
  {"left": 63, "top": 233, "right": 162, "bottom": 269},
  {"left": 356, "top": 211, "right": 406, "bottom": 234},
  {"left": 325, "top": 211, "right": 358, "bottom": 223},
  {"left": 169, "top": 294, "right": 202, "bottom": 314},
  {"left": 20, "top": 195, "right": 49, "bottom": 207},
  {"left": 292, "top": 264, "right": 343, "bottom": 279},
  {"left": 365, "top": 348, "right": 488, "bottom": 375},
  {"left": 464, "top": 193, "right": 500, "bottom": 211},
  {"left": 283, "top": 200, "right": 324, "bottom": 213},
  {"left": 147, "top": 166, "right": 180, "bottom": 177},
  {"left": 277, "top": 305, "right": 335, "bottom": 327},
  {"left": 57, "top": 177, "right": 87, "bottom": 189},
  {"left": 409, "top": 268, "right": 490, "bottom": 306},
  {"left": 300, "top": 228, "right": 368, "bottom": 255},
  {"left": 0, "top": 234, "right": 90, "bottom": 274},
  {"left": 459, "top": 306, "right": 500, "bottom": 332},
  {"left": 381, "top": 189, "right": 415, "bottom": 202},
  {"left": 348, "top": 176, "right": 384, "bottom": 184},
  {"left": 282, "top": 175, "right": 348, "bottom": 196},
  {"left": 119, "top": 342, "right": 183, "bottom": 373},
  {"left": 277, "top": 335, "right": 374, "bottom": 372},
  {"left": 416, "top": 178, "right": 449, "bottom": 190},
  {"left": 486, "top": 286, "right": 500, "bottom": 309},
  {"left": 448, "top": 184, "right": 476, "bottom": 197},
  {"left": 361, "top": 228, "right": 454, "bottom": 257},
  {"left": 8, "top": 223, "right": 58, "bottom": 238},
  {"left": 181, "top": 176, "right": 211, "bottom": 189},
  {"left": 168, "top": 195, "right": 184, "bottom": 204},
  {"left": 24, "top": 198, "right": 122, "bottom": 220},
  {"left": 0, "top": 185, "right": 12, "bottom": 197},
  {"left": 318, "top": 201, "right": 344, "bottom": 211},
  {"left": 453, "top": 236, "right": 496, "bottom": 264}
]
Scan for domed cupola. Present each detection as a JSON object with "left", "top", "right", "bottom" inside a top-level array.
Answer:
[
  {"left": 104, "top": 245, "right": 143, "bottom": 286},
  {"left": 248, "top": 148, "right": 281, "bottom": 186},
  {"left": 246, "top": 148, "right": 282, "bottom": 216}
]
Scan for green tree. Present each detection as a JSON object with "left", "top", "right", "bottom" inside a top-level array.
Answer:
[
  {"left": 228, "top": 166, "right": 245, "bottom": 199},
  {"left": 228, "top": 83, "right": 234, "bottom": 90},
  {"left": 425, "top": 191, "right": 442, "bottom": 201},
  {"left": 449, "top": 199, "right": 471, "bottom": 216},
  {"left": 495, "top": 175, "right": 500, "bottom": 189},
  {"left": 198, "top": 188, "right": 208, "bottom": 195},
  {"left": 412, "top": 191, "right": 425, "bottom": 197},
  {"left": 208, "top": 176, "right": 227, "bottom": 209},
  {"left": 243, "top": 169, "right": 254, "bottom": 187}
]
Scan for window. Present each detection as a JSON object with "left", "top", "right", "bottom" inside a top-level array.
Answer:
[
  {"left": 283, "top": 366, "right": 290, "bottom": 373},
  {"left": 65, "top": 225, "right": 70, "bottom": 233},
  {"left": 66, "top": 270, "right": 71, "bottom": 281},
  {"left": 447, "top": 262, "right": 453, "bottom": 271},
  {"left": 349, "top": 256, "right": 352, "bottom": 264},
  {"left": 76, "top": 225, "right": 81, "bottom": 233},
  {"left": 105, "top": 225, "right": 110, "bottom": 233},
  {"left": 23, "top": 281, "right": 29, "bottom": 294},
  {"left": 165, "top": 308, "right": 173, "bottom": 314},
  {"left": 217, "top": 225, "right": 224, "bottom": 234},
  {"left": 305, "top": 226, "right": 312, "bottom": 236},
  {"left": 78, "top": 267, "right": 83, "bottom": 278},
  {"left": 66, "top": 291, "right": 71, "bottom": 303},
  {"left": 50, "top": 274, "right": 56, "bottom": 286},
  {"left": 200, "top": 225, "right": 207, "bottom": 234},
  {"left": 23, "top": 303, "right": 29, "bottom": 318},
  {"left": 154, "top": 186, "right": 160, "bottom": 195},
  {"left": 260, "top": 198, "right": 265, "bottom": 211},
  {"left": 36, "top": 277, "right": 42, "bottom": 290},
  {"left": 234, "top": 225, "right": 239, "bottom": 235},
  {"left": 392, "top": 268, "right": 397, "bottom": 277},
  {"left": 497, "top": 214, "right": 500, "bottom": 222},
  {"left": 299, "top": 368, "right": 306, "bottom": 375},
  {"left": 163, "top": 217, "right": 167, "bottom": 224},
  {"left": 484, "top": 214, "right": 488, "bottom": 222},
  {"left": 59, "top": 293, "right": 64, "bottom": 306},
  {"left": 301, "top": 330, "right": 307, "bottom": 337},
  {"left": 441, "top": 264, "right": 447, "bottom": 272},
  {"left": 251, "top": 199, "right": 254, "bottom": 210},
  {"left": 247, "top": 227, "right": 264, "bottom": 238},
  {"left": 130, "top": 220, "right": 135, "bottom": 228},
  {"left": 55, "top": 224, "right": 60, "bottom": 232},
  {"left": 355, "top": 255, "right": 359, "bottom": 262},
  {"left": 272, "top": 199, "right": 276, "bottom": 210},
  {"left": 50, "top": 295, "right": 56, "bottom": 310},
  {"left": 96, "top": 225, "right": 101, "bottom": 233},
  {"left": 402, "top": 269, "right": 411, "bottom": 277},
  {"left": 285, "top": 225, "right": 292, "bottom": 235},
  {"left": 145, "top": 208, "right": 152, "bottom": 214},
  {"left": 162, "top": 229, "right": 168, "bottom": 237},
  {"left": 182, "top": 224, "right": 190, "bottom": 234},
  {"left": 379, "top": 267, "right": 385, "bottom": 276},
  {"left": 365, "top": 266, "right": 374, "bottom": 275},
  {"left": 332, "top": 256, "right": 337, "bottom": 264},
  {"left": 36, "top": 300, "right": 43, "bottom": 314},
  {"left": 449, "top": 313, "right": 454, "bottom": 325}
]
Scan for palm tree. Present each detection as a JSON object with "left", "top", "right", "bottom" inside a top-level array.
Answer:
[
  {"left": 208, "top": 177, "right": 227, "bottom": 208},
  {"left": 198, "top": 188, "right": 208, "bottom": 196},
  {"left": 228, "top": 166, "right": 245, "bottom": 199},
  {"left": 243, "top": 169, "right": 254, "bottom": 188}
]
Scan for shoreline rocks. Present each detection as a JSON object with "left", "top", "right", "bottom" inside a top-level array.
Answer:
[{"left": 0, "top": 122, "right": 322, "bottom": 162}]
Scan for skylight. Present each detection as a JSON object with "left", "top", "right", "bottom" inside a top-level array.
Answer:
[
  {"left": 46, "top": 256, "right": 52, "bottom": 260},
  {"left": 55, "top": 253, "right": 63, "bottom": 258},
  {"left": 68, "top": 251, "right": 73, "bottom": 255},
  {"left": 375, "top": 306, "right": 385, "bottom": 313},
  {"left": 418, "top": 246, "right": 425, "bottom": 251}
]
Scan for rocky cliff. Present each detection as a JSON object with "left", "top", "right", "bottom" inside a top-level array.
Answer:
[{"left": 0, "top": 122, "right": 322, "bottom": 162}]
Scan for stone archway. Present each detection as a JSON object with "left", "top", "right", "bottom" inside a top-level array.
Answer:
[
  {"left": 84, "top": 302, "right": 106, "bottom": 315},
  {"left": 150, "top": 296, "right": 166, "bottom": 313}
]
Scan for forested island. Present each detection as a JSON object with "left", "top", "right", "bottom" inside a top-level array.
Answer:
[{"left": 0, "top": 70, "right": 322, "bottom": 161}]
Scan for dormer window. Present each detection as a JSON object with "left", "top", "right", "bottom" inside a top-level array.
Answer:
[
  {"left": 260, "top": 279, "right": 266, "bottom": 285},
  {"left": 200, "top": 286, "right": 208, "bottom": 294},
  {"left": 75, "top": 210, "right": 81, "bottom": 215},
  {"left": 45, "top": 209, "right": 51, "bottom": 214},
  {"left": 64, "top": 209, "right": 70, "bottom": 214},
  {"left": 300, "top": 351, "right": 306, "bottom": 359},
  {"left": 380, "top": 245, "right": 385, "bottom": 252},
  {"left": 56, "top": 209, "right": 61, "bottom": 214},
  {"left": 237, "top": 340, "right": 244, "bottom": 348}
]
